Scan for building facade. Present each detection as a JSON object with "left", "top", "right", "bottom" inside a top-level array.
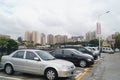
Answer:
[
  {"left": 47, "top": 34, "right": 55, "bottom": 45},
  {"left": 41, "top": 33, "right": 46, "bottom": 46},
  {"left": 86, "top": 31, "right": 97, "bottom": 41},
  {"left": 25, "top": 31, "right": 38, "bottom": 44},
  {"left": 32, "top": 31, "right": 38, "bottom": 44},
  {"left": 25, "top": 31, "right": 31, "bottom": 41}
]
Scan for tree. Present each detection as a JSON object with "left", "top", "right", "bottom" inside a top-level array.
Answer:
[
  {"left": 0, "top": 37, "right": 9, "bottom": 48},
  {"left": 7, "top": 39, "right": 18, "bottom": 49},
  {"left": 0, "top": 37, "right": 18, "bottom": 49},
  {"left": 113, "top": 32, "right": 120, "bottom": 49},
  {"left": 88, "top": 39, "right": 99, "bottom": 47},
  {"left": 17, "top": 37, "right": 23, "bottom": 45}
]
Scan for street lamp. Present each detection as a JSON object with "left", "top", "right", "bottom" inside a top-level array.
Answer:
[{"left": 96, "top": 11, "right": 110, "bottom": 51}]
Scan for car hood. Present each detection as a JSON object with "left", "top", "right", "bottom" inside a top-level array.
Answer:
[
  {"left": 80, "top": 53, "right": 93, "bottom": 59},
  {"left": 94, "top": 50, "right": 100, "bottom": 54}
]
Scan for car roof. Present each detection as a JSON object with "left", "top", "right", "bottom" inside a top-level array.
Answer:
[
  {"left": 59, "top": 48, "right": 77, "bottom": 51},
  {"left": 17, "top": 49, "right": 42, "bottom": 52}
]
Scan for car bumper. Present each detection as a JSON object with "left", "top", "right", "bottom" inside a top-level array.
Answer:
[
  {"left": 58, "top": 69, "right": 75, "bottom": 77},
  {"left": 87, "top": 60, "right": 94, "bottom": 66},
  {"left": 93, "top": 55, "right": 98, "bottom": 60}
]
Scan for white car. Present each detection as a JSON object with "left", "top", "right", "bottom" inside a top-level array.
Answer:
[
  {"left": 102, "top": 47, "right": 114, "bottom": 54},
  {"left": 1, "top": 49, "right": 75, "bottom": 80},
  {"left": 115, "top": 48, "right": 119, "bottom": 52},
  {"left": 85, "top": 47, "right": 100, "bottom": 57}
]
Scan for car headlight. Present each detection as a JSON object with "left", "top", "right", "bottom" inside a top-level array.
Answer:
[
  {"left": 87, "top": 59, "right": 92, "bottom": 61},
  {"left": 61, "top": 65, "right": 75, "bottom": 70}
]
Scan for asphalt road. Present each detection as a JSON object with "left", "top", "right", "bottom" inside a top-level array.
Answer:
[{"left": 81, "top": 52, "right": 120, "bottom": 80}]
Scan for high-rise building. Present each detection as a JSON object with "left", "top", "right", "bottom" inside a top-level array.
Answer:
[
  {"left": 54, "top": 35, "right": 68, "bottom": 44},
  {"left": 86, "top": 31, "right": 96, "bottom": 41},
  {"left": 72, "top": 36, "right": 84, "bottom": 42},
  {"left": 55, "top": 35, "right": 62, "bottom": 44},
  {"left": 25, "top": 31, "right": 31, "bottom": 41},
  {"left": 47, "top": 34, "right": 55, "bottom": 45},
  {"left": 61, "top": 35, "right": 68, "bottom": 43},
  {"left": 32, "top": 31, "right": 38, "bottom": 44},
  {"left": 41, "top": 33, "right": 46, "bottom": 46}
]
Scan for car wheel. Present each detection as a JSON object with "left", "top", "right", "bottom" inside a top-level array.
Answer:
[
  {"left": 5, "top": 64, "right": 14, "bottom": 75},
  {"left": 79, "top": 60, "right": 87, "bottom": 68},
  {"left": 45, "top": 69, "right": 58, "bottom": 80}
]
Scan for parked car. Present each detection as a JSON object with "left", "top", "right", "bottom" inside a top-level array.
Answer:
[
  {"left": 85, "top": 47, "right": 101, "bottom": 57},
  {"left": 50, "top": 48, "right": 94, "bottom": 68},
  {"left": 61, "top": 46, "right": 98, "bottom": 60},
  {"left": 1, "top": 49, "right": 75, "bottom": 80},
  {"left": 102, "top": 47, "right": 114, "bottom": 54},
  {"left": 115, "top": 48, "right": 119, "bottom": 52}
]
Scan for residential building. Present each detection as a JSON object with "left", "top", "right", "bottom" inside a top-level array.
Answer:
[
  {"left": 72, "top": 36, "right": 84, "bottom": 42},
  {"left": 47, "top": 34, "right": 55, "bottom": 45},
  {"left": 67, "top": 38, "right": 75, "bottom": 42},
  {"left": 54, "top": 35, "right": 68, "bottom": 44},
  {"left": 107, "top": 35, "right": 115, "bottom": 47},
  {"left": 41, "top": 33, "right": 46, "bottom": 46},
  {"left": 25, "top": 31, "right": 31, "bottom": 41},
  {"left": 55, "top": 35, "right": 62, "bottom": 44},
  {"left": 86, "top": 31, "right": 97, "bottom": 41},
  {"left": 25, "top": 31, "right": 38, "bottom": 44},
  {"left": 32, "top": 31, "right": 38, "bottom": 44},
  {"left": 62, "top": 35, "right": 68, "bottom": 43}
]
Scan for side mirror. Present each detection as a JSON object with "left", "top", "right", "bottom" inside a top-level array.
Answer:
[{"left": 34, "top": 57, "right": 40, "bottom": 61}]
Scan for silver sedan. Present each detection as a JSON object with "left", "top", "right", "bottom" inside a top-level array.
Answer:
[{"left": 1, "top": 49, "right": 75, "bottom": 80}]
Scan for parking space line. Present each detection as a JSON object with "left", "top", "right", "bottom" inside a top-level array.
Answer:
[
  {"left": 75, "top": 57, "right": 102, "bottom": 80},
  {"left": 0, "top": 76, "right": 22, "bottom": 80},
  {"left": 75, "top": 67, "right": 91, "bottom": 80}
]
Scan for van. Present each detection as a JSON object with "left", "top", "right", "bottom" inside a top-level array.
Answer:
[{"left": 102, "top": 47, "right": 114, "bottom": 54}]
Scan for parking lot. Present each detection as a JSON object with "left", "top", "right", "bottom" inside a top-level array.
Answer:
[
  {"left": 0, "top": 59, "right": 102, "bottom": 80},
  {"left": 0, "top": 52, "right": 108, "bottom": 80}
]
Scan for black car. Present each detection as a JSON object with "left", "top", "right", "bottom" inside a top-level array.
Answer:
[
  {"left": 50, "top": 48, "right": 94, "bottom": 68},
  {"left": 61, "top": 46, "right": 98, "bottom": 60}
]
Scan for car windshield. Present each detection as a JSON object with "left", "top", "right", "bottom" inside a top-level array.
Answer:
[
  {"left": 85, "top": 48, "right": 92, "bottom": 52},
  {"left": 35, "top": 51, "right": 55, "bottom": 61},
  {"left": 70, "top": 49, "right": 83, "bottom": 55}
]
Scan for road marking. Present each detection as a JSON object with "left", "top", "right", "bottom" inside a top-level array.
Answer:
[
  {"left": 75, "top": 67, "right": 91, "bottom": 80},
  {"left": 75, "top": 59, "right": 101, "bottom": 80},
  {"left": 0, "top": 76, "right": 22, "bottom": 80}
]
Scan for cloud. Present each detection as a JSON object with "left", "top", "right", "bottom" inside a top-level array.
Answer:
[{"left": 0, "top": 0, "right": 120, "bottom": 40}]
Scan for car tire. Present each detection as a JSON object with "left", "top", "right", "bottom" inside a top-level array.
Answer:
[
  {"left": 5, "top": 64, "right": 14, "bottom": 75},
  {"left": 45, "top": 68, "right": 58, "bottom": 80},
  {"left": 79, "top": 60, "right": 87, "bottom": 68}
]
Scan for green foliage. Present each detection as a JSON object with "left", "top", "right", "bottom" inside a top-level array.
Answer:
[
  {"left": 113, "top": 32, "right": 120, "bottom": 49},
  {"left": 0, "top": 37, "right": 9, "bottom": 47},
  {"left": 24, "top": 41, "right": 33, "bottom": 48},
  {"left": 34, "top": 43, "right": 41, "bottom": 47},
  {"left": 56, "top": 41, "right": 88, "bottom": 46},
  {"left": 88, "top": 39, "right": 99, "bottom": 46},
  {"left": 7, "top": 39, "right": 18, "bottom": 49},
  {"left": 0, "top": 37, "right": 18, "bottom": 49},
  {"left": 17, "top": 37, "right": 23, "bottom": 45}
]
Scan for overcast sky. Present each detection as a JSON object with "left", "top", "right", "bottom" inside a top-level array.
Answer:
[{"left": 0, "top": 0, "right": 120, "bottom": 39}]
